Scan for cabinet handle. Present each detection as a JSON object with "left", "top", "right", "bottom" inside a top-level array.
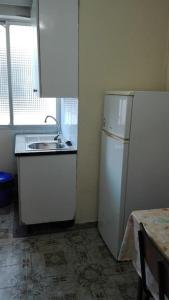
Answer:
[{"left": 33, "top": 89, "right": 38, "bottom": 93}]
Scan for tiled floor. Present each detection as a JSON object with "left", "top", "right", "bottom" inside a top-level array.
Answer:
[{"left": 0, "top": 204, "right": 138, "bottom": 299}]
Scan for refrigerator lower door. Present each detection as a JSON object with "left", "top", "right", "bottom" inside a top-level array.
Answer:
[
  {"left": 103, "top": 94, "right": 133, "bottom": 139},
  {"left": 98, "top": 130, "right": 129, "bottom": 259}
]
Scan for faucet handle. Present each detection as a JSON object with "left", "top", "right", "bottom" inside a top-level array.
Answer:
[{"left": 54, "top": 135, "right": 60, "bottom": 141}]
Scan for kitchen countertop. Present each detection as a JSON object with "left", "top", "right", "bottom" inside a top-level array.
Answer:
[{"left": 15, "top": 134, "right": 77, "bottom": 156}]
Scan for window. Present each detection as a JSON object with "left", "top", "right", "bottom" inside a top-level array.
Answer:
[
  {"left": 61, "top": 98, "right": 78, "bottom": 126},
  {"left": 0, "top": 24, "right": 10, "bottom": 125},
  {"left": 0, "top": 22, "right": 57, "bottom": 126}
]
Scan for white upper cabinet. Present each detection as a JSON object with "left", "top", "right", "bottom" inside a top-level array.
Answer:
[{"left": 31, "top": 0, "right": 78, "bottom": 98}]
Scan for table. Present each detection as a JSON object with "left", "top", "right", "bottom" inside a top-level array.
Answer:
[{"left": 118, "top": 208, "right": 169, "bottom": 300}]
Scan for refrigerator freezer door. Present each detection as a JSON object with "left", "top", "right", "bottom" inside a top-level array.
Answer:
[
  {"left": 98, "top": 130, "right": 129, "bottom": 259},
  {"left": 103, "top": 94, "right": 133, "bottom": 139}
]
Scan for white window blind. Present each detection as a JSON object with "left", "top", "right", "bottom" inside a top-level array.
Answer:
[
  {"left": 0, "top": 24, "right": 10, "bottom": 125},
  {"left": 61, "top": 98, "right": 78, "bottom": 126},
  {"left": 9, "top": 25, "right": 56, "bottom": 125}
]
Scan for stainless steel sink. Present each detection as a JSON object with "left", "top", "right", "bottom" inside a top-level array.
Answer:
[{"left": 28, "top": 142, "right": 66, "bottom": 150}]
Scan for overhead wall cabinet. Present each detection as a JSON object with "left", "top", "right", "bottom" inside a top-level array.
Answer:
[
  {"left": 31, "top": 0, "right": 78, "bottom": 98},
  {"left": 0, "top": 0, "right": 32, "bottom": 6}
]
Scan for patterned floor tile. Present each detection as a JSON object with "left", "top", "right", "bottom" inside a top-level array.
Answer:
[
  {"left": 0, "top": 242, "right": 12, "bottom": 266},
  {"left": 44, "top": 251, "right": 67, "bottom": 267},
  {"left": 0, "top": 264, "right": 27, "bottom": 289},
  {"left": 0, "top": 204, "right": 138, "bottom": 299},
  {"left": 0, "top": 229, "right": 9, "bottom": 239},
  {"left": 26, "top": 272, "right": 78, "bottom": 299},
  {"left": 0, "top": 287, "right": 28, "bottom": 300},
  {"left": 113, "top": 272, "right": 138, "bottom": 300}
]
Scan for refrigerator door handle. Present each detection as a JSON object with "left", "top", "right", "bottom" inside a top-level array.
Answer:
[
  {"left": 103, "top": 129, "right": 129, "bottom": 143},
  {"left": 103, "top": 118, "right": 106, "bottom": 128}
]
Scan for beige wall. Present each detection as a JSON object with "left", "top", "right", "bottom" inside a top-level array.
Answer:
[
  {"left": 165, "top": 21, "right": 169, "bottom": 90},
  {"left": 76, "top": 0, "right": 169, "bottom": 223},
  {"left": 1, "top": 0, "right": 169, "bottom": 224}
]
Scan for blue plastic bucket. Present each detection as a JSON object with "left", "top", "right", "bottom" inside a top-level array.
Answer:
[{"left": 0, "top": 172, "right": 14, "bottom": 207}]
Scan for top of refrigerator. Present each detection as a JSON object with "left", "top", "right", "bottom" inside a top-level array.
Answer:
[{"left": 105, "top": 91, "right": 134, "bottom": 96}]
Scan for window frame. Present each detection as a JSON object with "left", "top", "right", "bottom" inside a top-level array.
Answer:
[{"left": 0, "top": 18, "right": 60, "bottom": 129}]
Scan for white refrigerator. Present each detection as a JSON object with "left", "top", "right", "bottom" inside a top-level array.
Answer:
[{"left": 98, "top": 91, "right": 169, "bottom": 260}]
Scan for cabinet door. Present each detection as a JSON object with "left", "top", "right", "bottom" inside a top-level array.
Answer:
[
  {"left": 18, "top": 154, "right": 77, "bottom": 225},
  {"left": 31, "top": 0, "right": 78, "bottom": 98}
]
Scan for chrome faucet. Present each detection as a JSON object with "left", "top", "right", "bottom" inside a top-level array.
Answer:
[{"left": 44, "top": 115, "right": 61, "bottom": 136}]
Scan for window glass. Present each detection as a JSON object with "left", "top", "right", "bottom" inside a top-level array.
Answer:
[
  {"left": 61, "top": 98, "right": 78, "bottom": 125},
  {"left": 0, "top": 24, "right": 10, "bottom": 125},
  {"left": 9, "top": 25, "right": 56, "bottom": 125}
]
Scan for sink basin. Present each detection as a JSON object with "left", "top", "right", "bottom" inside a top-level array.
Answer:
[{"left": 28, "top": 142, "right": 66, "bottom": 150}]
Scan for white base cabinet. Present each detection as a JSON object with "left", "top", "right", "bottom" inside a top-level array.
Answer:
[{"left": 17, "top": 154, "right": 76, "bottom": 225}]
